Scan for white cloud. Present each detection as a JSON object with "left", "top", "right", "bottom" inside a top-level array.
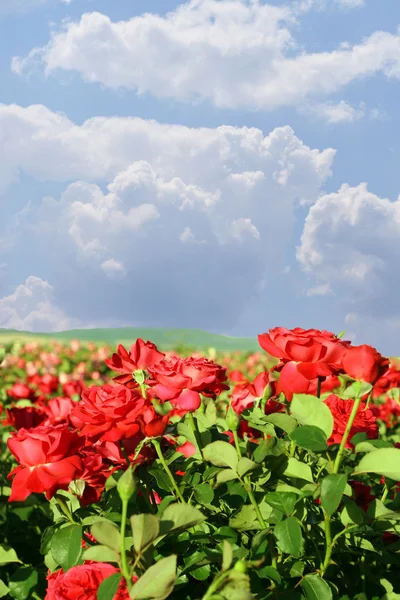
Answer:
[
  {"left": 0, "top": 276, "right": 77, "bottom": 332},
  {"left": 309, "top": 101, "right": 366, "bottom": 123},
  {"left": 12, "top": 1, "right": 400, "bottom": 110},
  {"left": 101, "top": 259, "right": 126, "bottom": 277},
  {"left": 306, "top": 283, "right": 332, "bottom": 296},
  {"left": 297, "top": 183, "right": 400, "bottom": 349},
  {"left": 0, "top": 103, "right": 335, "bottom": 331}
]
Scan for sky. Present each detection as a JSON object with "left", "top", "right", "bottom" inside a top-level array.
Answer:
[{"left": 1, "top": 0, "right": 400, "bottom": 354}]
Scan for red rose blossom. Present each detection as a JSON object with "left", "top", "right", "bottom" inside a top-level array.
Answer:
[
  {"left": 324, "top": 394, "right": 379, "bottom": 448},
  {"left": 341, "top": 344, "right": 389, "bottom": 384},
  {"left": 2, "top": 406, "right": 45, "bottom": 430},
  {"left": 106, "top": 339, "right": 165, "bottom": 388},
  {"left": 7, "top": 383, "right": 35, "bottom": 401},
  {"left": 258, "top": 327, "right": 348, "bottom": 400},
  {"left": 45, "top": 564, "right": 130, "bottom": 600},
  {"left": 372, "top": 365, "right": 400, "bottom": 398},
  {"left": 7, "top": 425, "right": 83, "bottom": 501},
  {"left": 148, "top": 355, "right": 229, "bottom": 414},
  {"left": 231, "top": 372, "right": 280, "bottom": 415},
  {"left": 70, "top": 384, "right": 148, "bottom": 442}
]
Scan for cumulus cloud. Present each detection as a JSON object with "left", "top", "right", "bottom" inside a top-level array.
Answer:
[
  {"left": 0, "top": 103, "right": 335, "bottom": 331},
  {"left": 12, "top": 1, "right": 399, "bottom": 110},
  {"left": 297, "top": 183, "right": 400, "bottom": 350},
  {"left": 0, "top": 276, "right": 77, "bottom": 332}
]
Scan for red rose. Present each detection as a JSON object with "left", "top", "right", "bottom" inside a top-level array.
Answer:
[
  {"left": 258, "top": 328, "right": 348, "bottom": 400},
  {"left": 7, "top": 425, "right": 83, "bottom": 501},
  {"left": 70, "top": 384, "right": 147, "bottom": 441},
  {"left": 95, "top": 435, "right": 155, "bottom": 466},
  {"left": 7, "top": 383, "right": 35, "bottom": 400},
  {"left": 228, "top": 370, "right": 246, "bottom": 383},
  {"left": 45, "top": 564, "right": 130, "bottom": 600},
  {"left": 62, "top": 380, "right": 85, "bottom": 398},
  {"left": 373, "top": 365, "right": 400, "bottom": 398},
  {"left": 106, "top": 339, "right": 165, "bottom": 388},
  {"left": 148, "top": 356, "right": 229, "bottom": 414},
  {"left": 324, "top": 394, "right": 379, "bottom": 448},
  {"left": 370, "top": 398, "right": 400, "bottom": 428},
  {"left": 43, "top": 397, "right": 76, "bottom": 426},
  {"left": 349, "top": 480, "right": 375, "bottom": 512},
  {"left": 2, "top": 406, "right": 45, "bottom": 430},
  {"left": 341, "top": 345, "right": 389, "bottom": 384},
  {"left": 231, "top": 372, "right": 279, "bottom": 415},
  {"left": 73, "top": 449, "right": 113, "bottom": 507}
]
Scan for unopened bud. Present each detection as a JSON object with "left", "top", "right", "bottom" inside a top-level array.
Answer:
[
  {"left": 117, "top": 467, "right": 137, "bottom": 502},
  {"left": 226, "top": 406, "right": 240, "bottom": 432},
  {"left": 261, "top": 383, "right": 272, "bottom": 411},
  {"left": 133, "top": 369, "right": 145, "bottom": 385}
]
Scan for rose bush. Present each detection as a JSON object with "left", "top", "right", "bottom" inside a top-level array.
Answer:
[{"left": 0, "top": 330, "right": 399, "bottom": 600}]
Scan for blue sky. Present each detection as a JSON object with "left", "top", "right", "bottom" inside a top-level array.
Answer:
[{"left": 1, "top": 0, "right": 400, "bottom": 354}]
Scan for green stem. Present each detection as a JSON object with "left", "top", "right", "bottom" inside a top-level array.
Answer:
[
  {"left": 120, "top": 441, "right": 131, "bottom": 465},
  {"left": 201, "top": 571, "right": 231, "bottom": 600},
  {"left": 320, "top": 510, "right": 332, "bottom": 577},
  {"left": 232, "top": 430, "right": 242, "bottom": 461},
  {"left": 289, "top": 440, "right": 296, "bottom": 458},
  {"left": 381, "top": 483, "right": 389, "bottom": 503},
  {"left": 333, "top": 390, "right": 362, "bottom": 474},
  {"left": 120, "top": 498, "right": 132, "bottom": 590},
  {"left": 152, "top": 438, "right": 185, "bottom": 503},
  {"left": 188, "top": 412, "right": 206, "bottom": 463},
  {"left": 232, "top": 430, "right": 266, "bottom": 529}
]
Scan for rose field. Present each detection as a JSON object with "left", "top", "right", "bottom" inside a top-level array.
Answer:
[{"left": 0, "top": 328, "right": 400, "bottom": 600}]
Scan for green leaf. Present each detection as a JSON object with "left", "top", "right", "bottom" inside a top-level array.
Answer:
[
  {"left": 0, "top": 545, "right": 21, "bottom": 566},
  {"left": 8, "top": 567, "right": 38, "bottom": 600},
  {"left": 230, "top": 505, "right": 259, "bottom": 531},
  {"left": 320, "top": 474, "right": 347, "bottom": 517},
  {"left": 97, "top": 573, "right": 122, "bottom": 600},
  {"left": 194, "top": 483, "right": 214, "bottom": 505},
  {"left": 264, "top": 413, "right": 298, "bottom": 434},
  {"left": 257, "top": 566, "right": 281, "bottom": 584},
  {"left": 203, "top": 441, "right": 239, "bottom": 470},
  {"left": 342, "top": 381, "right": 372, "bottom": 399},
  {"left": 301, "top": 574, "right": 333, "bottom": 600},
  {"left": 82, "top": 545, "right": 119, "bottom": 563},
  {"left": 0, "top": 580, "right": 9, "bottom": 599},
  {"left": 291, "top": 394, "right": 334, "bottom": 438},
  {"left": 284, "top": 458, "right": 314, "bottom": 483},
  {"left": 289, "top": 425, "right": 327, "bottom": 452},
  {"left": 340, "top": 500, "right": 365, "bottom": 526},
  {"left": 159, "top": 503, "right": 205, "bottom": 536},
  {"left": 216, "top": 469, "right": 238, "bottom": 484},
  {"left": 222, "top": 540, "right": 233, "bottom": 572},
  {"left": 273, "top": 516, "right": 304, "bottom": 558},
  {"left": 265, "top": 492, "right": 298, "bottom": 516},
  {"left": 353, "top": 448, "right": 400, "bottom": 480},
  {"left": 50, "top": 524, "right": 82, "bottom": 570},
  {"left": 130, "top": 555, "right": 177, "bottom": 599},
  {"left": 91, "top": 520, "right": 120, "bottom": 551},
  {"left": 237, "top": 458, "right": 260, "bottom": 477},
  {"left": 131, "top": 513, "right": 160, "bottom": 553}
]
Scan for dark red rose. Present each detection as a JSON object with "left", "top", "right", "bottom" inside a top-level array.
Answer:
[
  {"left": 95, "top": 434, "right": 155, "bottom": 466},
  {"left": 258, "top": 328, "right": 348, "bottom": 400},
  {"left": 70, "top": 384, "right": 147, "bottom": 442},
  {"left": 148, "top": 355, "right": 229, "bottom": 414},
  {"left": 341, "top": 345, "right": 389, "bottom": 384},
  {"left": 106, "top": 339, "right": 165, "bottom": 388},
  {"left": 324, "top": 394, "right": 379, "bottom": 448},
  {"left": 7, "top": 383, "right": 35, "bottom": 401},
  {"left": 45, "top": 564, "right": 130, "bottom": 600},
  {"left": 231, "top": 372, "right": 279, "bottom": 415},
  {"left": 2, "top": 406, "right": 45, "bottom": 430},
  {"left": 7, "top": 425, "right": 83, "bottom": 501},
  {"left": 73, "top": 450, "right": 113, "bottom": 507},
  {"left": 370, "top": 399, "right": 400, "bottom": 428},
  {"left": 373, "top": 365, "right": 400, "bottom": 398},
  {"left": 349, "top": 480, "right": 375, "bottom": 512}
]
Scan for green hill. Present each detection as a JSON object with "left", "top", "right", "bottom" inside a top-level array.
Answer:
[{"left": 0, "top": 327, "right": 260, "bottom": 352}]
